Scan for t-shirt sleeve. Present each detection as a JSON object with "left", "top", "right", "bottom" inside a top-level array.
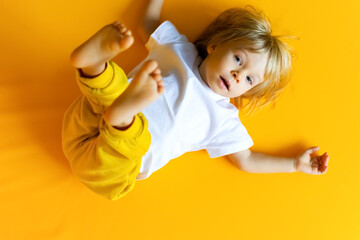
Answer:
[
  {"left": 145, "top": 20, "right": 188, "bottom": 50},
  {"left": 205, "top": 117, "right": 254, "bottom": 158}
]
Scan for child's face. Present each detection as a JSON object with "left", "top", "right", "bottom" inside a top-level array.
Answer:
[{"left": 198, "top": 42, "right": 268, "bottom": 98}]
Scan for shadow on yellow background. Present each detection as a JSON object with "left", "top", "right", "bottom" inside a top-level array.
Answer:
[{"left": 0, "top": 0, "right": 359, "bottom": 239}]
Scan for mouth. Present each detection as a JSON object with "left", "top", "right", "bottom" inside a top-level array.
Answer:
[{"left": 220, "top": 76, "right": 230, "bottom": 90}]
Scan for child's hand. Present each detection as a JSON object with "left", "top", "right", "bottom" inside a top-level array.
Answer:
[{"left": 294, "top": 146, "right": 329, "bottom": 175}]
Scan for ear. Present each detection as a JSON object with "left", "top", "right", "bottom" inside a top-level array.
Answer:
[{"left": 207, "top": 44, "right": 217, "bottom": 54}]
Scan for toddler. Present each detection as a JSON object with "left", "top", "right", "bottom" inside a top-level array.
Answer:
[{"left": 62, "top": 0, "right": 329, "bottom": 200}]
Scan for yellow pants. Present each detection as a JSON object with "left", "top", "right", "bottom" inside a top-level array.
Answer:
[{"left": 62, "top": 61, "right": 151, "bottom": 201}]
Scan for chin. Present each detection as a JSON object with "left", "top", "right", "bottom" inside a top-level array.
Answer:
[{"left": 216, "top": 89, "right": 230, "bottom": 98}]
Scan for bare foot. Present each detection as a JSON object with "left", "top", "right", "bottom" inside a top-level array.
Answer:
[
  {"left": 70, "top": 21, "right": 134, "bottom": 76},
  {"left": 104, "top": 60, "right": 165, "bottom": 128}
]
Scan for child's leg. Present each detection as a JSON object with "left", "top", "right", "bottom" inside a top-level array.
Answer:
[
  {"left": 62, "top": 22, "right": 164, "bottom": 200},
  {"left": 70, "top": 21, "right": 134, "bottom": 78},
  {"left": 70, "top": 21, "right": 164, "bottom": 127}
]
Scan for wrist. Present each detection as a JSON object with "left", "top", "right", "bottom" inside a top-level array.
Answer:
[{"left": 292, "top": 158, "right": 298, "bottom": 172}]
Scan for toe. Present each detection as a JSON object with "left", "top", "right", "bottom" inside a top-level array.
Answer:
[
  {"left": 141, "top": 60, "right": 158, "bottom": 74},
  {"left": 113, "top": 22, "right": 129, "bottom": 34},
  {"left": 120, "top": 27, "right": 128, "bottom": 34},
  {"left": 113, "top": 21, "right": 123, "bottom": 28},
  {"left": 158, "top": 85, "right": 165, "bottom": 94},
  {"left": 153, "top": 74, "right": 162, "bottom": 82},
  {"left": 124, "top": 30, "right": 132, "bottom": 36},
  {"left": 153, "top": 68, "right": 161, "bottom": 75},
  {"left": 118, "top": 34, "right": 134, "bottom": 50},
  {"left": 114, "top": 24, "right": 126, "bottom": 34}
]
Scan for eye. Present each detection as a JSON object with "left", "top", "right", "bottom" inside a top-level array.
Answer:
[
  {"left": 234, "top": 55, "right": 242, "bottom": 65},
  {"left": 246, "top": 76, "right": 253, "bottom": 85}
]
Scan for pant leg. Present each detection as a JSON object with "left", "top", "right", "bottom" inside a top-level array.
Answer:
[{"left": 62, "top": 61, "right": 151, "bottom": 201}]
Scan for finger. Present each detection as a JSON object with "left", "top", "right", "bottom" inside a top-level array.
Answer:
[
  {"left": 317, "top": 155, "right": 324, "bottom": 165},
  {"left": 316, "top": 165, "right": 325, "bottom": 175},
  {"left": 322, "top": 154, "right": 329, "bottom": 172},
  {"left": 324, "top": 152, "right": 329, "bottom": 165},
  {"left": 319, "top": 155, "right": 329, "bottom": 173},
  {"left": 311, "top": 162, "right": 319, "bottom": 168},
  {"left": 317, "top": 164, "right": 326, "bottom": 174},
  {"left": 306, "top": 146, "right": 319, "bottom": 155},
  {"left": 318, "top": 153, "right": 328, "bottom": 168},
  {"left": 311, "top": 166, "right": 321, "bottom": 175},
  {"left": 319, "top": 163, "right": 326, "bottom": 173}
]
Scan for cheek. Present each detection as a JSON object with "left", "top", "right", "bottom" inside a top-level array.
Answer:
[
  {"left": 212, "top": 60, "right": 228, "bottom": 73},
  {"left": 208, "top": 54, "right": 227, "bottom": 69},
  {"left": 234, "top": 83, "right": 252, "bottom": 97}
]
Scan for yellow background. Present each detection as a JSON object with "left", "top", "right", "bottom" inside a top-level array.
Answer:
[{"left": 1, "top": 0, "right": 359, "bottom": 239}]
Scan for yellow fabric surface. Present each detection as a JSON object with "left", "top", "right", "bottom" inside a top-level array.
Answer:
[
  {"left": 1, "top": 0, "right": 360, "bottom": 239},
  {"left": 62, "top": 61, "right": 151, "bottom": 201}
]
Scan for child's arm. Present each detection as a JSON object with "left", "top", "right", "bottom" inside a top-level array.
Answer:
[
  {"left": 138, "top": 0, "right": 165, "bottom": 44},
  {"left": 226, "top": 147, "right": 329, "bottom": 175}
]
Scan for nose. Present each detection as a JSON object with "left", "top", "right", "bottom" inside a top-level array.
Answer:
[{"left": 231, "top": 71, "right": 240, "bottom": 84}]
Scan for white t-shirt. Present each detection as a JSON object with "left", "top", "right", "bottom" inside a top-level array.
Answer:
[{"left": 127, "top": 21, "right": 254, "bottom": 180}]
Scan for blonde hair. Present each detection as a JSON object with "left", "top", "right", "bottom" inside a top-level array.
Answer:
[{"left": 194, "top": 6, "right": 294, "bottom": 115}]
